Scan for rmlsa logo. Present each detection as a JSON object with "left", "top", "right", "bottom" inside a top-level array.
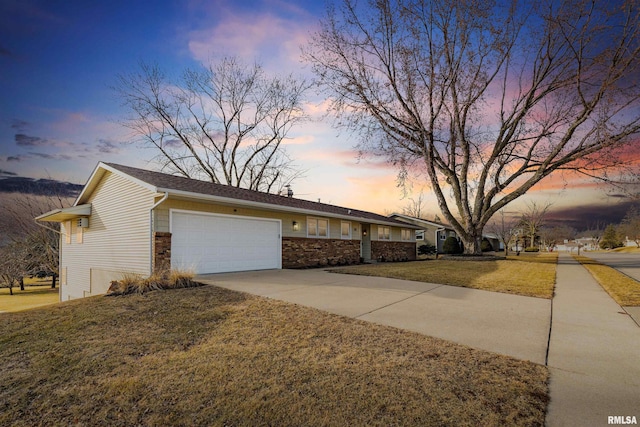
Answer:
[{"left": 608, "top": 416, "right": 638, "bottom": 425}]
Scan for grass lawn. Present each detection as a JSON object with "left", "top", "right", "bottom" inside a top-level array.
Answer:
[
  {"left": 331, "top": 252, "right": 557, "bottom": 299},
  {"left": 0, "top": 284, "right": 549, "bottom": 426},
  {"left": 572, "top": 255, "right": 640, "bottom": 306},
  {"left": 0, "top": 283, "right": 59, "bottom": 313}
]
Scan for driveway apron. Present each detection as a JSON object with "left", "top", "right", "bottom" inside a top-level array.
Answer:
[{"left": 546, "top": 254, "right": 640, "bottom": 426}]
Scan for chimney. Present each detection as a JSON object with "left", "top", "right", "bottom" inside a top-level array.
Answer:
[{"left": 285, "top": 184, "right": 293, "bottom": 198}]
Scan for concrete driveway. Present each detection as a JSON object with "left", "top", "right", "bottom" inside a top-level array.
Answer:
[{"left": 197, "top": 269, "right": 551, "bottom": 364}]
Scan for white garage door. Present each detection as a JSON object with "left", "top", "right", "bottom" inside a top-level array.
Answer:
[{"left": 171, "top": 210, "right": 281, "bottom": 274}]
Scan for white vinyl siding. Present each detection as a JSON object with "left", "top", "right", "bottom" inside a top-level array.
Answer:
[{"left": 60, "top": 171, "right": 154, "bottom": 300}]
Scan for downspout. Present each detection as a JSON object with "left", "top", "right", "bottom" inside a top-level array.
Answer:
[{"left": 149, "top": 192, "right": 169, "bottom": 275}]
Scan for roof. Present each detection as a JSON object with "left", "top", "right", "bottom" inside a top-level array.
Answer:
[
  {"left": 35, "top": 204, "right": 91, "bottom": 222},
  {"left": 74, "top": 162, "right": 419, "bottom": 228},
  {"left": 388, "top": 213, "right": 455, "bottom": 230}
]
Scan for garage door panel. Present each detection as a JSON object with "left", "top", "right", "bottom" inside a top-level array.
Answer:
[{"left": 171, "top": 211, "right": 281, "bottom": 274}]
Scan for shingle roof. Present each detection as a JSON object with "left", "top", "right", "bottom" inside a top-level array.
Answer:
[{"left": 105, "top": 163, "right": 415, "bottom": 227}]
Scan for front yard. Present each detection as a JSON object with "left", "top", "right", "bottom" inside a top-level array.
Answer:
[
  {"left": 331, "top": 252, "right": 558, "bottom": 299},
  {"left": 0, "top": 284, "right": 548, "bottom": 426}
]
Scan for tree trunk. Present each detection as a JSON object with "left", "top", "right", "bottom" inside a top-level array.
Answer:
[
  {"left": 461, "top": 233, "right": 483, "bottom": 255},
  {"left": 19, "top": 277, "right": 25, "bottom": 291},
  {"left": 51, "top": 274, "right": 56, "bottom": 289}
]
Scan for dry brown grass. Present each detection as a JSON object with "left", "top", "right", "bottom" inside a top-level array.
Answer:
[
  {"left": 107, "top": 269, "right": 199, "bottom": 296},
  {"left": 573, "top": 255, "right": 640, "bottom": 306},
  {"left": 0, "top": 284, "right": 549, "bottom": 426},
  {"left": 331, "top": 253, "right": 557, "bottom": 299}
]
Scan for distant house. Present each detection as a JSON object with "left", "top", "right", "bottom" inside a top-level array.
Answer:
[
  {"left": 390, "top": 213, "right": 503, "bottom": 253},
  {"left": 37, "top": 162, "right": 419, "bottom": 301},
  {"left": 388, "top": 214, "right": 459, "bottom": 253}
]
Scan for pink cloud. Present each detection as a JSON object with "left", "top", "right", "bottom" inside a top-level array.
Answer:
[{"left": 185, "top": 3, "right": 316, "bottom": 72}]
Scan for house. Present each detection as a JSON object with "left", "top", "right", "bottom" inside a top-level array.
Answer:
[
  {"left": 388, "top": 214, "right": 458, "bottom": 253},
  {"left": 390, "top": 213, "right": 503, "bottom": 252},
  {"left": 37, "top": 162, "right": 419, "bottom": 301}
]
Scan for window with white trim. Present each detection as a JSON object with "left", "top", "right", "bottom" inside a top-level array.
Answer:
[
  {"left": 416, "top": 231, "right": 424, "bottom": 241},
  {"left": 378, "top": 226, "right": 390, "bottom": 240},
  {"left": 308, "top": 217, "right": 329, "bottom": 238},
  {"left": 341, "top": 221, "right": 351, "bottom": 239},
  {"left": 401, "top": 229, "right": 412, "bottom": 241}
]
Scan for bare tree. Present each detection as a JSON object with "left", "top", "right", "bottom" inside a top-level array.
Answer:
[
  {"left": 487, "top": 210, "right": 520, "bottom": 256},
  {"left": 0, "top": 241, "right": 29, "bottom": 295},
  {"left": 0, "top": 191, "right": 71, "bottom": 288},
  {"left": 619, "top": 205, "right": 640, "bottom": 247},
  {"left": 520, "top": 202, "right": 552, "bottom": 249},
  {"left": 539, "top": 225, "right": 576, "bottom": 251},
  {"left": 401, "top": 191, "right": 427, "bottom": 218},
  {"left": 116, "top": 57, "right": 309, "bottom": 193},
  {"left": 305, "top": 0, "right": 640, "bottom": 254}
]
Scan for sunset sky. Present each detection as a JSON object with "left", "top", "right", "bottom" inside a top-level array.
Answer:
[{"left": 0, "top": 0, "right": 634, "bottom": 226}]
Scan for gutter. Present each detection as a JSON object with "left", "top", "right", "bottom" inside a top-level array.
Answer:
[{"left": 149, "top": 192, "right": 169, "bottom": 275}]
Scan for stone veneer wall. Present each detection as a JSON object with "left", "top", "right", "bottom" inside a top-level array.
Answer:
[
  {"left": 153, "top": 232, "right": 172, "bottom": 273},
  {"left": 282, "top": 237, "right": 361, "bottom": 268},
  {"left": 371, "top": 241, "right": 417, "bottom": 262}
]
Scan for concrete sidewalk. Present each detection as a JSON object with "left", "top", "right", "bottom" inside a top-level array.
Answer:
[
  {"left": 546, "top": 254, "right": 640, "bottom": 426},
  {"left": 198, "top": 269, "right": 551, "bottom": 364}
]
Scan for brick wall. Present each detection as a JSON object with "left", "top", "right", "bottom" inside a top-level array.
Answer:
[
  {"left": 371, "top": 241, "right": 417, "bottom": 262},
  {"left": 282, "top": 237, "right": 361, "bottom": 268},
  {"left": 153, "top": 232, "right": 172, "bottom": 273}
]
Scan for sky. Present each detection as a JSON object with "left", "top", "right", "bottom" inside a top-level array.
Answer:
[{"left": 0, "top": 0, "right": 634, "bottom": 226}]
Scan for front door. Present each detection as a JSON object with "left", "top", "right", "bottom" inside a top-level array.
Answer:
[{"left": 360, "top": 223, "right": 371, "bottom": 261}]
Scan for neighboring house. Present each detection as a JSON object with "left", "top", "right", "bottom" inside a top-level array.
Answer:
[
  {"left": 481, "top": 232, "right": 503, "bottom": 251},
  {"left": 556, "top": 237, "right": 599, "bottom": 252},
  {"left": 388, "top": 214, "right": 458, "bottom": 253},
  {"left": 390, "top": 213, "right": 502, "bottom": 252},
  {"left": 37, "top": 162, "right": 418, "bottom": 301}
]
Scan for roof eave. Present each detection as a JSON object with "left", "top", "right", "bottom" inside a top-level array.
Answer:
[{"left": 36, "top": 204, "right": 92, "bottom": 222}]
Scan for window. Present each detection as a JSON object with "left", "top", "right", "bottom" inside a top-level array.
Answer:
[
  {"left": 416, "top": 231, "right": 424, "bottom": 241},
  {"left": 401, "top": 229, "right": 412, "bottom": 241},
  {"left": 341, "top": 221, "right": 351, "bottom": 239},
  {"left": 378, "top": 226, "right": 390, "bottom": 240},
  {"left": 440, "top": 232, "right": 446, "bottom": 240},
  {"left": 308, "top": 217, "right": 329, "bottom": 238}
]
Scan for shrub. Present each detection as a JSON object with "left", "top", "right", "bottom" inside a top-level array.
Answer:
[
  {"left": 106, "top": 269, "right": 198, "bottom": 296},
  {"left": 418, "top": 244, "right": 436, "bottom": 255},
  {"left": 481, "top": 238, "right": 494, "bottom": 252},
  {"left": 524, "top": 247, "right": 540, "bottom": 252},
  {"left": 442, "top": 236, "right": 462, "bottom": 254}
]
